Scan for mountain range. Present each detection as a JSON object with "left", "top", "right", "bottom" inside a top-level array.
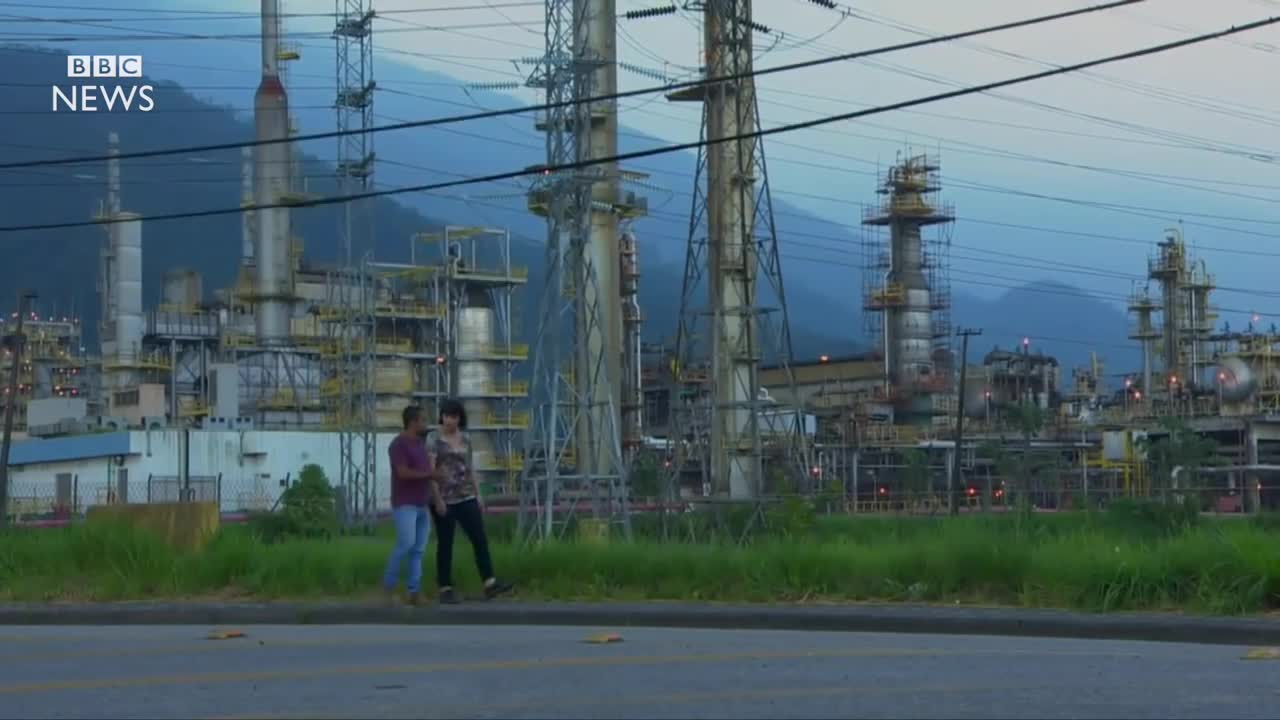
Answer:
[{"left": 0, "top": 43, "right": 1137, "bottom": 375}]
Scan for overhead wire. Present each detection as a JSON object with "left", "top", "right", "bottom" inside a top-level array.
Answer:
[
  {"left": 801, "top": 0, "right": 1280, "bottom": 127},
  {"left": 8, "top": 9, "right": 1277, "bottom": 233},
  {"left": 10, "top": 6, "right": 1280, "bottom": 304},
  {"left": 15, "top": 37, "right": 1279, "bottom": 224},
  {"left": 0, "top": 2, "right": 544, "bottom": 18},
  {"left": 403, "top": 186, "right": 1280, "bottom": 326},
  {"left": 0, "top": 21, "right": 545, "bottom": 41},
  {"left": 0, "top": 0, "right": 1147, "bottom": 170},
  {"left": 615, "top": 97, "right": 1280, "bottom": 236},
  {"left": 766, "top": 3, "right": 1280, "bottom": 166},
  {"left": 21, "top": 144, "right": 1279, "bottom": 302},
  {"left": 17, "top": 3, "right": 1279, "bottom": 245}
]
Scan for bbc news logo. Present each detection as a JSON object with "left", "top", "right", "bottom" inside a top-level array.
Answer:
[{"left": 52, "top": 55, "right": 155, "bottom": 112}]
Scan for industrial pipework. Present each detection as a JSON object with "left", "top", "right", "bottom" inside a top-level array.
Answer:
[
  {"left": 98, "top": 132, "right": 144, "bottom": 389},
  {"left": 252, "top": 0, "right": 294, "bottom": 344},
  {"left": 620, "top": 225, "right": 643, "bottom": 451},
  {"left": 861, "top": 153, "right": 954, "bottom": 426},
  {"left": 113, "top": 213, "right": 144, "bottom": 366},
  {"left": 240, "top": 146, "right": 254, "bottom": 266}
]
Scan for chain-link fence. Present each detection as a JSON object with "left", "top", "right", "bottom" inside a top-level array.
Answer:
[{"left": 2, "top": 467, "right": 410, "bottom": 527}]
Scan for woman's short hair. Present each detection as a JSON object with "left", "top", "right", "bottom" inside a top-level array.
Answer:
[{"left": 438, "top": 397, "right": 467, "bottom": 430}]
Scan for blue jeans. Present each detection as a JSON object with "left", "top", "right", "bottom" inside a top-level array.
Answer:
[{"left": 383, "top": 505, "right": 430, "bottom": 593}]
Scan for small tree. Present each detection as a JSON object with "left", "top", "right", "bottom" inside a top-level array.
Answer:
[
  {"left": 977, "top": 440, "right": 1007, "bottom": 510},
  {"left": 279, "top": 464, "right": 339, "bottom": 539},
  {"left": 1137, "top": 417, "right": 1220, "bottom": 500},
  {"left": 628, "top": 451, "right": 661, "bottom": 499},
  {"left": 900, "top": 448, "right": 931, "bottom": 511}
]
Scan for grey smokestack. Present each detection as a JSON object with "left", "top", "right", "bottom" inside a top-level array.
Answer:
[{"left": 252, "top": 0, "right": 293, "bottom": 344}]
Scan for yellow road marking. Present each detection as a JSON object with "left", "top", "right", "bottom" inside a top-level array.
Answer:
[
  {"left": 1, "top": 642, "right": 1153, "bottom": 698},
  {"left": 0, "top": 634, "right": 472, "bottom": 664},
  {"left": 0, "top": 647, "right": 970, "bottom": 696},
  {"left": 210, "top": 681, "right": 1068, "bottom": 720},
  {"left": 0, "top": 632, "right": 1148, "bottom": 668}
]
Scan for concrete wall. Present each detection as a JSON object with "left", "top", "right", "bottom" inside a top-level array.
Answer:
[{"left": 7, "top": 429, "right": 400, "bottom": 514}]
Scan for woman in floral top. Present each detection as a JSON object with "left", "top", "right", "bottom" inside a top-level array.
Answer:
[{"left": 426, "top": 397, "right": 513, "bottom": 604}]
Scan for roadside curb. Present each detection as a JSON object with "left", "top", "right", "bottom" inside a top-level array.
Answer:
[{"left": 0, "top": 601, "right": 1277, "bottom": 646}]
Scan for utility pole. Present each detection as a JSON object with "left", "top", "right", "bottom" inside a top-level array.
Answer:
[
  {"left": 0, "top": 289, "right": 37, "bottom": 530},
  {"left": 951, "top": 327, "right": 981, "bottom": 515},
  {"left": 665, "top": 0, "right": 807, "bottom": 503}
]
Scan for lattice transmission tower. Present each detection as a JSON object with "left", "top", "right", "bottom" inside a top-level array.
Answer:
[
  {"left": 331, "top": 0, "right": 377, "bottom": 529},
  {"left": 518, "top": 0, "right": 638, "bottom": 542},
  {"left": 663, "top": 0, "right": 808, "bottom": 507}
]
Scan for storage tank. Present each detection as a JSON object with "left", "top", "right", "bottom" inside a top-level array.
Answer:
[
  {"left": 114, "top": 212, "right": 144, "bottom": 364},
  {"left": 1216, "top": 356, "right": 1257, "bottom": 403},
  {"left": 373, "top": 359, "right": 413, "bottom": 395},
  {"left": 162, "top": 269, "right": 203, "bottom": 309},
  {"left": 455, "top": 300, "right": 497, "bottom": 478},
  {"left": 962, "top": 377, "right": 990, "bottom": 419}
]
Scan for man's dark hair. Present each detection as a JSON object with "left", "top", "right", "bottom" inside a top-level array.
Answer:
[
  {"left": 439, "top": 397, "right": 467, "bottom": 430},
  {"left": 402, "top": 404, "right": 422, "bottom": 430}
]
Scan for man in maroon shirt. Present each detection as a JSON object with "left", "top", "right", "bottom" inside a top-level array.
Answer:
[{"left": 382, "top": 405, "right": 445, "bottom": 605}]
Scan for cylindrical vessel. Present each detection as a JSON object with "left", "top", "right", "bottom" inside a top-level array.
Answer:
[
  {"left": 1217, "top": 356, "right": 1257, "bottom": 403},
  {"left": 620, "top": 228, "right": 643, "bottom": 446},
  {"left": 163, "top": 269, "right": 202, "bottom": 309},
  {"left": 962, "top": 378, "right": 988, "bottom": 419},
  {"left": 252, "top": 0, "right": 292, "bottom": 344},
  {"left": 114, "top": 212, "right": 144, "bottom": 363},
  {"left": 241, "top": 146, "right": 254, "bottom": 265},
  {"left": 456, "top": 305, "right": 496, "bottom": 473},
  {"left": 373, "top": 359, "right": 413, "bottom": 395}
]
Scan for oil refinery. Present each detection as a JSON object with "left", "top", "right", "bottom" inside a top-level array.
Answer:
[{"left": 1, "top": 0, "right": 1276, "bottom": 530}]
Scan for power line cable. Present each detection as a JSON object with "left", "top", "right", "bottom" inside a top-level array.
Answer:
[
  {"left": 757, "top": 8, "right": 1280, "bottom": 165},
  {"left": 5, "top": 12, "right": 1277, "bottom": 235},
  {"left": 803, "top": 0, "right": 1280, "bottom": 128},
  {"left": 421, "top": 185, "right": 1280, "bottom": 322},
  {"left": 0, "top": 2, "right": 543, "bottom": 17},
  {"left": 616, "top": 97, "right": 1280, "bottom": 234},
  {"left": 0, "top": 21, "right": 543, "bottom": 40},
  {"left": 0, "top": 0, "right": 1145, "bottom": 170}
]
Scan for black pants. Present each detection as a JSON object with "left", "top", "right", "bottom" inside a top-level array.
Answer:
[{"left": 431, "top": 498, "right": 494, "bottom": 588}]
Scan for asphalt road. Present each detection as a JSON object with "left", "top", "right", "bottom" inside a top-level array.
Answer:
[{"left": 0, "top": 624, "right": 1276, "bottom": 719}]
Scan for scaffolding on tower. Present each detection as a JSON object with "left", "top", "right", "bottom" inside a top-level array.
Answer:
[
  {"left": 662, "top": 0, "right": 809, "bottom": 520},
  {"left": 331, "top": 0, "right": 377, "bottom": 529},
  {"left": 517, "top": 0, "right": 637, "bottom": 542}
]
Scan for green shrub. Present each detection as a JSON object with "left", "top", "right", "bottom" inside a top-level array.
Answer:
[
  {"left": 1102, "top": 496, "right": 1201, "bottom": 538},
  {"left": 2, "top": 512, "right": 1279, "bottom": 613},
  {"left": 248, "top": 464, "right": 339, "bottom": 542}
]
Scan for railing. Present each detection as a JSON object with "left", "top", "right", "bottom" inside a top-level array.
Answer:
[
  {"left": 481, "top": 380, "right": 530, "bottom": 395},
  {"left": 482, "top": 411, "right": 531, "bottom": 428}
]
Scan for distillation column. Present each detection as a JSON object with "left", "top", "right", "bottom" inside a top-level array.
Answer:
[
  {"left": 241, "top": 146, "right": 254, "bottom": 266},
  {"left": 97, "top": 132, "right": 144, "bottom": 397},
  {"left": 704, "top": 0, "right": 760, "bottom": 498},
  {"left": 620, "top": 226, "right": 643, "bottom": 451},
  {"left": 575, "top": 0, "right": 623, "bottom": 479},
  {"left": 1128, "top": 290, "right": 1158, "bottom": 397},
  {"left": 253, "top": 0, "right": 294, "bottom": 344},
  {"left": 862, "top": 155, "right": 952, "bottom": 427},
  {"left": 114, "top": 215, "right": 144, "bottom": 367},
  {"left": 98, "top": 132, "right": 121, "bottom": 369}
]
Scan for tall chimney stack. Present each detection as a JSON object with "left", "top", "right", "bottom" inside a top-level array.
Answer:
[{"left": 252, "top": 0, "right": 293, "bottom": 344}]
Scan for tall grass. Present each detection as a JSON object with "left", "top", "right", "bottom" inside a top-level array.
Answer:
[{"left": 1, "top": 502, "right": 1278, "bottom": 614}]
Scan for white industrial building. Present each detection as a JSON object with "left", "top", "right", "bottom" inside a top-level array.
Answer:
[{"left": 5, "top": 429, "right": 396, "bottom": 518}]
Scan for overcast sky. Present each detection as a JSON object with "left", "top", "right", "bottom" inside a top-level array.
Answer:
[
  {"left": 16, "top": 0, "right": 1280, "bottom": 330},
  {"left": 252, "top": 0, "right": 1280, "bottom": 320}
]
